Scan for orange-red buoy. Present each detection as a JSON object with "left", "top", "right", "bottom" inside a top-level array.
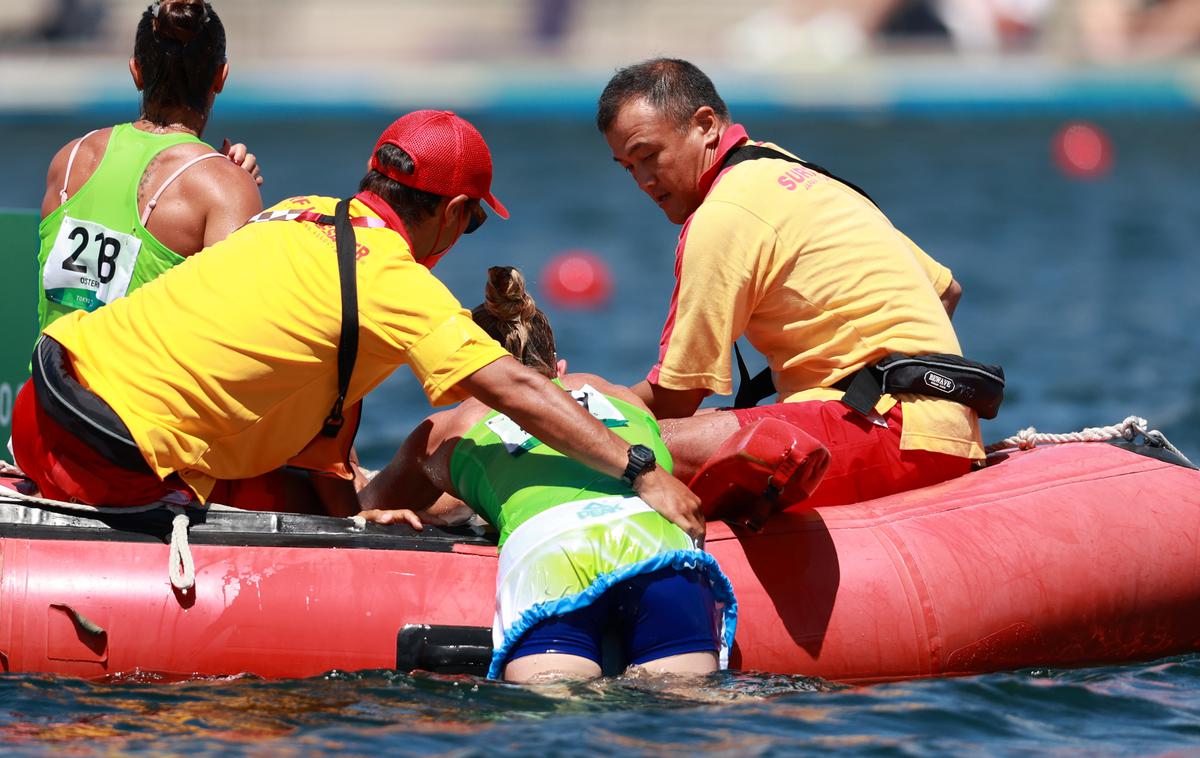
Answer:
[
  {"left": 1052, "top": 121, "right": 1114, "bottom": 179},
  {"left": 541, "top": 251, "right": 613, "bottom": 309}
]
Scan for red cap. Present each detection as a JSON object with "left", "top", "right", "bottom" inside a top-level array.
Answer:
[{"left": 369, "top": 110, "right": 509, "bottom": 219}]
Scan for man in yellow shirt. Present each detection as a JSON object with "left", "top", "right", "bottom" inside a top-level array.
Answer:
[
  {"left": 598, "top": 59, "right": 990, "bottom": 510},
  {"left": 12, "top": 110, "right": 703, "bottom": 539}
]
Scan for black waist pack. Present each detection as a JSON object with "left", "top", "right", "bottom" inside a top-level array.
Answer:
[
  {"left": 31, "top": 336, "right": 152, "bottom": 473},
  {"left": 834, "top": 353, "right": 1005, "bottom": 420}
]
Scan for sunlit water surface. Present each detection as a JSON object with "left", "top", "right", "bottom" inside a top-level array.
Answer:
[{"left": 3, "top": 659, "right": 1200, "bottom": 756}]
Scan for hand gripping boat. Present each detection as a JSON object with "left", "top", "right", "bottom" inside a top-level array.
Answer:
[{"left": 1, "top": 422, "right": 1198, "bottom": 683}]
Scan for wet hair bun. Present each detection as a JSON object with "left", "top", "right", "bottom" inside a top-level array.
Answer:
[
  {"left": 472, "top": 266, "right": 557, "bottom": 378},
  {"left": 484, "top": 266, "right": 539, "bottom": 324},
  {"left": 153, "top": 0, "right": 209, "bottom": 46}
]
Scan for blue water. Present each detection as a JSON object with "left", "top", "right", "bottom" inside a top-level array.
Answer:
[
  {"left": 2, "top": 110, "right": 1199, "bottom": 754},
  {"left": 2, "top": 660, "right": 1199, "bottom": 755}
]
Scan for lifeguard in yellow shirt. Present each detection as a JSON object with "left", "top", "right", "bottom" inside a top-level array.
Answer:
[
  {"left": 598, "top": 58, "right": 998, "bottom": 509},
  {"left": 11, "top": 110, "right": 703, "bottom": 539}
]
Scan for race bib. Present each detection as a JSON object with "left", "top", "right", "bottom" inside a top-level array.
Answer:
[
  {"left": 43, "top": 216, "right": 141, "bottom": 312},
  {"left": 485, "top": 384, "right": 629, "bottom": 456}
]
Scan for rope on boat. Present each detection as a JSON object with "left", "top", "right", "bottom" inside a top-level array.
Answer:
[
  {"left": 986, "top": 415, "right": 1195, "bottom": 467},
  {"left": 167, "top": 505, "right": 196, "bottom": 592},
  {"left": 0, "top": 482, "right": 198, "bottom": 592}
]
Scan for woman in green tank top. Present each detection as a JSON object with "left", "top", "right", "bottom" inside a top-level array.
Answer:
[
  {"left": 36, "top": 0, "right": 262, "bottom": 332},
  {"left": 360, "top": 267, "right": 737, "bottom": 683}
]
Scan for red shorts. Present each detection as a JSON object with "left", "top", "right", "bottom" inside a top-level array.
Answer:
[
  {"left": 12, "top": 381, "right": 322, "bottom": 512},
  {"left": 208, "top": 471, "right": 325, "bottom": 514},
  {"left": 731, "top": 401, "right": 972, "bottom": 509},
  {"left": 10, "top": 380, "right": 187, "bottom": 506}
]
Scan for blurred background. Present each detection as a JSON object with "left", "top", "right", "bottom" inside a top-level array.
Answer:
[
  {"left": 2, "top": 0, "right": 1198, "bottom": 468},
  {"left": 4, "top": 0, "right": 1200, "bottom": 110}
]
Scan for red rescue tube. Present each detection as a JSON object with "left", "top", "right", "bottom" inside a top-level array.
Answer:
[{"left": 689, "top": 418, "right": 831, "bottom": 523}]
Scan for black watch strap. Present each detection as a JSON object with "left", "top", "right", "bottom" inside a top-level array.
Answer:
[{"left": 620, "top": 444, "right": 657, "bottom": 488}]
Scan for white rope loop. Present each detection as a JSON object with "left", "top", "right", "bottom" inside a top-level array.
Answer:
[
  {"left": 0, "top": 483, "right": 200, "bottom": 592},
  {"left": 167, "top": 505, "right": 196, "bottom": 592}
]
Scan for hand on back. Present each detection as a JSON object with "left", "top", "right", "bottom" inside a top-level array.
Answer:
[
  {"left": 633, "top": 467, "right": 706, "bottom": 542},
  {"left": 220, "top": 138, "right": 263, "bottom": 186},
  {"left": 146, "top": 141, "right": 263, "bottom": 252}
]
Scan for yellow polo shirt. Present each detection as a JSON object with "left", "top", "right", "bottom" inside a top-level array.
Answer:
[
  {"left": 45, "top": 194, "right": 510, "bottom": 500},
  {"left": 649, "top": 125, "right": 984, "bottom": 460}
]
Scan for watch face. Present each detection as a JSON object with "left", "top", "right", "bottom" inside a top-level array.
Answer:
[
  {"left": 631, "top": 445, "right": 655, "bottom": 465},
  {"left": 623, "top": 445, "right": 656, "bottom": 486}
]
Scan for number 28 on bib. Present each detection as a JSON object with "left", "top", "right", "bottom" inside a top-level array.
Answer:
[{"left": 43, "top": 216, "right": 141, "bottom": 312}]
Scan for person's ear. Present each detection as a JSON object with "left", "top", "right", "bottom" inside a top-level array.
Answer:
[
  {"left": 693, "top": 106, "right": 720, "bottom": 148},
  {"left": 556, "top": 358, "right": 568, "bottom": 378},
  {"left": 129, "top": 57, "right": 144, "bottom": 91},
  {"left": 444, "top": 194, "right": 472, "bottom": 231},
  {"left": 211, "top": 61, "right": 229, "bottom": 94}
]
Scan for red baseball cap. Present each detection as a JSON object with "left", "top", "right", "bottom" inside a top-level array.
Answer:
[{"left": 369, "top": 110, "right": 509, "bottom": 219}]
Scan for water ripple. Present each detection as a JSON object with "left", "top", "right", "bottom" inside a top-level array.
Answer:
[{"left": 1, "top": 657, "right": 1199, "bottom": 756}]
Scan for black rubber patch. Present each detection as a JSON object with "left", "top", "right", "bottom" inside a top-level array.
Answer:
[{"left": 396, "top": 624, "right": 493, "bottom": 676}]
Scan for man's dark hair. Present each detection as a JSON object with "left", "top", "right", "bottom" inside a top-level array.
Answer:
[
  {"left": 359, "top": 144, "right": 446, "bottom": 227},
  {"left": 133, "top": 0, "right": 226, "bottom": 117},
  {"left": 596, "top": 58, "right": 729, "bottom": 133}
]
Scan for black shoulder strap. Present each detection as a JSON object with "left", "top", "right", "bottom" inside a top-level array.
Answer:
[
  {"left": 321, "top": 198, "right": 359, "bottom": 437},
  {"left": 30, "top": 336, "right": 151, "bottom": 472},
  {"left": 733, "top": 342, "right": 777, "bottom": 409},
  {"left": 723, "top": 143, "right": 879, "bottom": 408},
  {"left": 720, "top": 144, "right": 878, "bottom": 208}
]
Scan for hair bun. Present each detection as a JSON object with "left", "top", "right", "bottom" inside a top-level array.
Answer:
[
  {"left": 153, "top": 0, "right": 209, "bottom": 45},
  {"left": 484, "top": 266, "right": 539, "bottom": 323}
]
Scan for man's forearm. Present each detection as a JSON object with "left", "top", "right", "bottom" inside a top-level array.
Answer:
[
  {"left": 631, "top": 380, "right": 655, "bottom": 409},
  {"left": 631, "top": 380, "right": 707, "bottom": 420},
  {"left": 942, "top": 278, "right": 962, "bottom": 319}
]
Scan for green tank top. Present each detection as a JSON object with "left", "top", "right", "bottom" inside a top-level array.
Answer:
[
  {"left": 36, "top": 123, "right": 205, "bottom": 331},
  {"left": 450, "top": 383, "right": 673, "bottom": 545}
]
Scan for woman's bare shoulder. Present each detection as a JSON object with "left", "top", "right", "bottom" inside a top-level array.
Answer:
[{"left": 43, "top": 127, "right": 114, "bottom": 215}]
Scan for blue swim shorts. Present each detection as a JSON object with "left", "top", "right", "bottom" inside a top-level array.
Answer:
[{"left": 504, "top": 566, "right": 719, "bottom": 668}]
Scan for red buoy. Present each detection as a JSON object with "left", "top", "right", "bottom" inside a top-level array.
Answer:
[
  {"left": 1053, "top": 122, "right": 1114, "bottom": 179},
  {"left": 541, "top": 251, "right": 612, "bottom": 309}
]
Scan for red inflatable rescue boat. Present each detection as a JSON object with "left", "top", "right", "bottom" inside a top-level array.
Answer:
[{"left": 1, "top": 438, "right": 1198, "bottom": 683}]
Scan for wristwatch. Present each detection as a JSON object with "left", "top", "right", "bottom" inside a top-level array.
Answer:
[{"left": 620, "top": 444, "right": 657, "bottom": 488}]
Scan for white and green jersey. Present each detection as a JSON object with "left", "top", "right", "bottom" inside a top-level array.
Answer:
[{"left": 449, "top": 383, "right": 737, "bottom": 678}]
